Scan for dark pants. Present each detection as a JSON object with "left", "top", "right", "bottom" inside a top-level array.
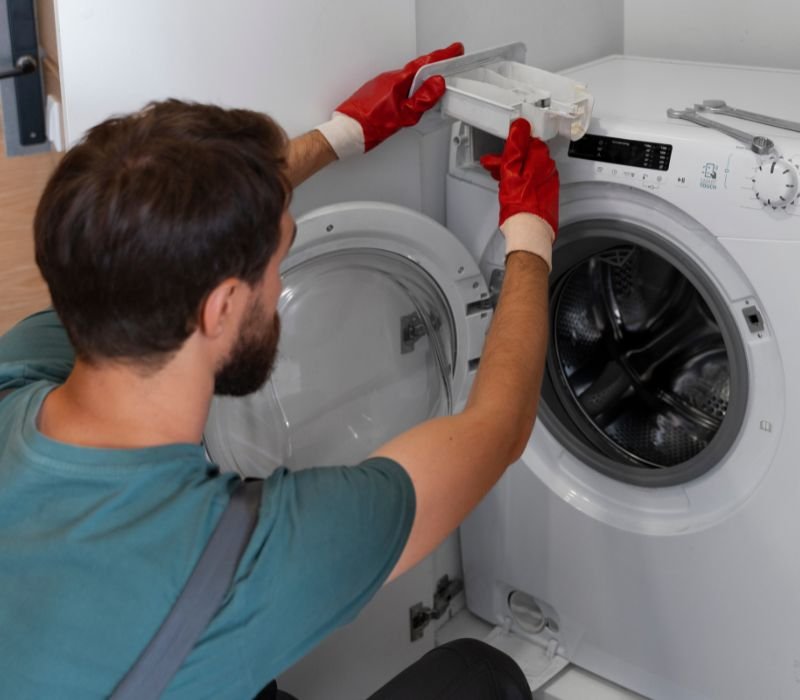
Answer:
[
  {"left": 258, "top": 638, "right": 532, "bottom": 700},
  {"left": 254, "top": 680, "right": 298, "bottom": 700},
  {"left": 367, "top": 638, "right": 533, "bottom": 700}
]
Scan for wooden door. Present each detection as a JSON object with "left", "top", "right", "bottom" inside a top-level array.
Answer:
[
  {"left": 0, "top": 107, "right": 58, "bottom": 334},
  {"left": 0, "top": 0, "right": 60, "bottom": 333}
]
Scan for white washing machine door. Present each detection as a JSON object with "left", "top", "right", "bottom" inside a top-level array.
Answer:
[{"left": 204, "top": 202, "right": 490, "bottom": 477}]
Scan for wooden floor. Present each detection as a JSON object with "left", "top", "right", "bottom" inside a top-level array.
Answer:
[{"left": 0, "top": 107, "right": 60, "bottom": 334}]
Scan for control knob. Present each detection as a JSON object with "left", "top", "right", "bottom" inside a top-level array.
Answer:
[{"left": 752, "top": 157, "right": 799, "bottom": 209}]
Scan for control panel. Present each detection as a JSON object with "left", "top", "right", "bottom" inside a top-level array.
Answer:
[
  {"left": 752, "top": 156, "right": 800, "bottom": 210},
  {"left": 447, "top": 121, "right": 800, "bottom": 231},
  {"left": 568, "top": 134, "right": 672, "bottom": 171},
  {"left": 562, "top": 130, "right": 800, "bottom": 219}
]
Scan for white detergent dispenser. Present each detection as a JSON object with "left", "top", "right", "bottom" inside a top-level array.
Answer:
[{"left": 410, "top": 43, "right": 594, "bottom": 141}]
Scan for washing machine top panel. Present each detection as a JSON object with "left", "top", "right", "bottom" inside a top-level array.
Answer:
[
  {"left": 204, "top": 202, "right": 491, "bottom": 477},
  {"left": 540, "top": 57, "right": 800, "bottom": 237},
  {"left": 562, "top": 55, "right": 800, "bottom": 135}
]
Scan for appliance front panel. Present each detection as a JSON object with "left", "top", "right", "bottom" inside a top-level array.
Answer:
[
  {"left": 549, "top": 125, "right": 800, "bottom": 241},
  {"left": 456, "top": 159, "right": 797, "bottom": 700},
  {"left": 451, "top": 57, "right": 800, "bottom": 699}
]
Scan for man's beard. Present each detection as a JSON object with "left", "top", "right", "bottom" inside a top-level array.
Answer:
[{"left": 214, "top": 299, "right": 281, "bottom": 397}]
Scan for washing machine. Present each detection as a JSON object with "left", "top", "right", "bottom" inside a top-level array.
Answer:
[
  {"left": 203, "top": 52, "right": 800, "bottom": 698},
  {"left": 454, "top": 56, "right": 800, "bottom": 700}
]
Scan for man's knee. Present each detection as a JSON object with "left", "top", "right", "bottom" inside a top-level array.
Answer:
[
  {"left": 437, "top": 637, "right": 508, "bottom": 663},
  {"left": 434, "top": 638, "right": 532, "bottom": 698},
  {"left": 367, "top": 637, "right": 532, "bottom": 700}
]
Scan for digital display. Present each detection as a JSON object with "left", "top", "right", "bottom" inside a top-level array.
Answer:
[{"left": 568, "top": 134, "right": 672, "bottom": 171}]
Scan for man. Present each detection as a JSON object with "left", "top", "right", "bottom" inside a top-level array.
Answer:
[{"left": 0, "top": 43, "right": 557, "bottom": 699}]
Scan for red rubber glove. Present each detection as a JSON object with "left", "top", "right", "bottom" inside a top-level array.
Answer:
[
  {"left": 480, "top": 118, "right": 560, "bottom": 236},
  {"left": 318, "top": 42, "right": 464, "bottom": 157}
]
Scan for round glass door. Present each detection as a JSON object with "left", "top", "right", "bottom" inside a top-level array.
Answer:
[
  {"left": 205, "top": 248, "right": 455, "bottom": 477},
  {"left": 540, "top": 221, "right": 749, "bottom": 487}
]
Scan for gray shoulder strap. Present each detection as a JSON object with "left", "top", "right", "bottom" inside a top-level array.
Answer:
[{"left": 110, "top": 478, "right": 264, "bottom": 699}]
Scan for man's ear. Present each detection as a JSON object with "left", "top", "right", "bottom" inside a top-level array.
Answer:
[{"left": 198, "top": 278, "right": 243, "bottom": 339}]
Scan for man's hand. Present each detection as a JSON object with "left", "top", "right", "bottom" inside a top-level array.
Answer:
[
  {"left": 480, "top": 118, "right": 559, "bottom": 269},
  {"left": 316, "top": 42, "right": 464, "bottom": 159}
]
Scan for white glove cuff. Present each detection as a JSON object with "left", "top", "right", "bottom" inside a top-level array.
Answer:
[
  {"left": 315, "top": 112, "right": 365, "bottom": 160},
  {"left": 501, "top": 213, "right": 555, "bottom": 271}
]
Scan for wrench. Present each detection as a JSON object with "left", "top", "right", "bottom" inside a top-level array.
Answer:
[
  {"left": 695, "top": 99, "right": 800, "bottom": 134},
  {"left": 666, "top": 107, "right": 775, "bottom": 155}
]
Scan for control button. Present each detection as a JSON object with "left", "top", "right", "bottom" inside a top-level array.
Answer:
[
  {"left": 752, "top": 157, "right": 800, "bottom": 209},
  {"left": 702, "top": 162, "right": 719, "bottom": 180}
]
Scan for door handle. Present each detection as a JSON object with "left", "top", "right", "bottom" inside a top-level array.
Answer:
[
  {"left": 2, "top": 0, "right": 46, "bottom": 149},
  {"left": 0, "top": 53, "right": 36, "bottom": 80}
]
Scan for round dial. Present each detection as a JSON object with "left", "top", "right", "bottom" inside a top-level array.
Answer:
[{"left": 752, "top": 157, "right": 799, "bottom": 209}]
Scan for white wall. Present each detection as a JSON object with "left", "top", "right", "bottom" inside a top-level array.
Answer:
[
  {"left": 55, "top": 1, "right": 417, "bottom": 141},
  {"left": 624, "top": 0, "right": 800, "bottom": 70},
  {"left": 416, "top": 0, "right": 624, "bottom": 71},
  {"left": 53, "top": 0, "right": 421, "bottom": 216}
]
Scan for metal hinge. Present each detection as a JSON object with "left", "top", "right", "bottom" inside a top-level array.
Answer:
[
  {"left": 466, "top": 269, "right": 504, "bottom": 316},
  {"left": 401, "top": 310, "right": 442, "bottom": 354},
  {"left": 409, "top": 575, "right": 464, "bottom": 641},
  {"left": 487, "top": 268, "right": 505, "bottom": 306}
]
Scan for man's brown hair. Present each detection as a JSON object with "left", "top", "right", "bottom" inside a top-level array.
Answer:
[{"left": 35, "top": 99, "right": 289, "bottom": 365}]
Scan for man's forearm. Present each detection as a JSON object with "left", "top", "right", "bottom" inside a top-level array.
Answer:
[
  {"left": 285, "top": 130, "right": 338, "bottom": 188},
  {"left": 380, "top": 250, "right": 550, "bottom": 581},
  {"left": 465, "top": 251, "right": 550, "bottom": 462}
]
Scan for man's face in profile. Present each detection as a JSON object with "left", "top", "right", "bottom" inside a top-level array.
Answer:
[{"left": 213, "top": 295, "right": 281, "bottom": 397}]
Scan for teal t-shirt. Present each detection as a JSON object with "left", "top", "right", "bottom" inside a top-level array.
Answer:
[{"left": 0, "top": 310, "right": 416, "bottom": 699}]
